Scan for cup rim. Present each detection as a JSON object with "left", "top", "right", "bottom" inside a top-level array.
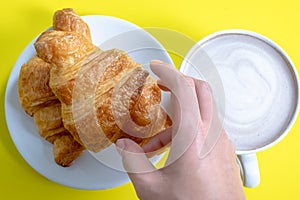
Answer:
[{"left": 180, "top": 29, "right": 300, "bottom": 155}]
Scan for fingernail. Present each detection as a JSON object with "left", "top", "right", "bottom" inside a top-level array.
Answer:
[
  {"left": 116, "top": 139, "right": 126, "bottom": 154},
  {"left": 151, "top": 60, "right": 164, "bottom": 64}
]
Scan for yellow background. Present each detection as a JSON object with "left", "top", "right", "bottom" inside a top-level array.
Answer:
[{"left": 1, "top": 0, "right": 300, "bottom": 199}]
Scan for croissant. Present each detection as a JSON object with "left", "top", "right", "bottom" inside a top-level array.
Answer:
[
  {"left": 18, "top": 8, "right": 171, "bottom": 166},
  {"left": 18, "top": 56, "right": 58, "bottom": 116},
  {"left": 18, "top": 56, "right": 85, "bottom": 167},
  {"left": 34, "top": 9, "right": 172, "bottom": 152},
  {"left": 17, "top": 9, "right": 90, "bottom": 167},
  {"left": 33, "top": 103, "right": 84, "bottom": 166}
]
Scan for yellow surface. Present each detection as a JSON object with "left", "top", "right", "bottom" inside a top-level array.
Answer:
[{"left": 1, "top": 0, "right": 300, "bottom": 199}]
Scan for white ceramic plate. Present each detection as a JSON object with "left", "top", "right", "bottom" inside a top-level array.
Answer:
[{"left": 5, "top": 15, "right": 173, "bottom": 190}]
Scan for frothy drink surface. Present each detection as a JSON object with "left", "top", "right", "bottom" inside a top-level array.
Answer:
[{"left": 202, "top": 34, "right": 298, "bottom": 151}]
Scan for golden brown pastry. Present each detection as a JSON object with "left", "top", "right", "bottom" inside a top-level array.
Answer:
[
  {"left": 58, "top": 49, "right": 172, "bottom": 152},
  {"left": 18, "top": 56, "right": 85, "bottom": 166},
  {"left": 33, "top": 103, "right": 66, "bottom": 140},
  {"left": 17, "top": 9, "right": 87, "bottom": 167},
  {"left": 18, "top": 56, "right": 58, "bottom": 116},
  {"left": 33, "top": 103, "right": 84, "bottom": 167},
  {"left": 53, "top": 8, "right": 92, "bottom": 42},
  {"left": 34, "top": 9, "right": 172, "bottom": 152},
  {"left": 52, "top": 132, "right": 85, "bottom": 167},
  {"left": 18, "top": 8, "right": 171, "bottom": 166},
  {"left": 32, "top": 103, "right": 70, "bottom": 147}
]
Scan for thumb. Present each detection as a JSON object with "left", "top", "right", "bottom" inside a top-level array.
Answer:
[
  {"left": 116, "top": 138, "right": 157, "bottom": 175},
  {"left": 116, "top": 139, "right": 161, "bottom": 197}
]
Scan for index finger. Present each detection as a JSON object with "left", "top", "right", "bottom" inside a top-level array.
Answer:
[{"left": 150, "top": 60, "right": 201, "bottom": 165}]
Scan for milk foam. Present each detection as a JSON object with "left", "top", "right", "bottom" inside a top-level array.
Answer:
[{"left": 202, "top": 34, "right": 297, "bottom": 150}]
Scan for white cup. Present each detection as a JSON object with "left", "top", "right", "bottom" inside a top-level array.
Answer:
[{"left": 180, "top": 29, "right": 300, "bottom": 188}]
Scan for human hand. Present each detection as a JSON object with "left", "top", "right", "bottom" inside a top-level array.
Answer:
[{"left": 116, "top": 60, "right": 245, "bottom": 200}]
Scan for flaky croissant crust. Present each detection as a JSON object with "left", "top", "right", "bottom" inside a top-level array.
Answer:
[
  {"left": 35, "top": 27, "right": 172, "bottom": 152},
  {"left": 17, "top": 8, "right": 93, "bottom": 167},
  {"left": 19, "top": 8, "right": 172, "bottom": 160}
]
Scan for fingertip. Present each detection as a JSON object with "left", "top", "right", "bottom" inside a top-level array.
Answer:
[
  {"left": 150, "top": 60, "right": 164, "bottom": 65},
  {"left": 116, "top": 138, "right": 126, "bottom": 149},
  {"left": 150, "top": 60, "right": 173, "bottom": 71},
  {"left": 116, "top": 139, "right": 126, "bottom": 155},
  {"left": 116, "top": 138, "right": 145, "bottom": 154},
  {"left": 150, "top": 60, "right": 163, "bottom": 72}
]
